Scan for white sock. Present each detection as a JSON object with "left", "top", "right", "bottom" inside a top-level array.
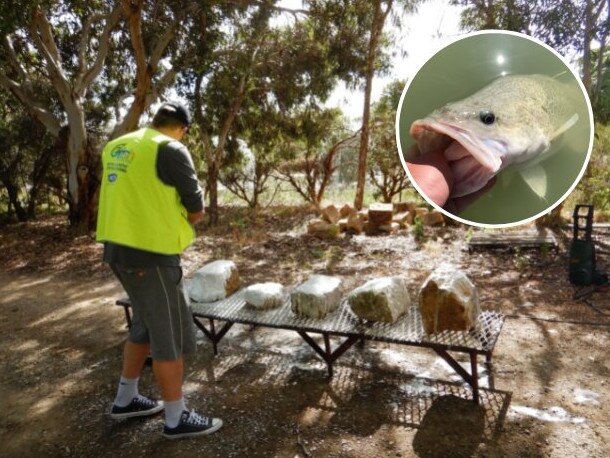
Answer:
[
  {"left": 164, "top": 398, "right": 187, "bottom": 428},
  {"left": 114, "top": 376, "right": 139, "bottom": 407}
]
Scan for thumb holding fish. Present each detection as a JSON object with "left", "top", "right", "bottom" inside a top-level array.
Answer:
[
  {"left": 406, "top": 145, "right": 454, "bottom": 207},
  {"left": 406, "top": 144, "right": 495, "bottom": 214}
]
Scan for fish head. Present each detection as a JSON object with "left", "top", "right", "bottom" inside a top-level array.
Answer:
[{"left": 410, "top": 79, "right": 553, "bottom": 198}]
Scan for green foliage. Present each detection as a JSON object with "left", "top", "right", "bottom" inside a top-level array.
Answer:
[
  {"left": 540, "top": 242, "right": 551, "bottom": 259},
  {"left": 464, "top": 227, "right": 474, "bottom": 243},
  {"left": 368, "top": 80, "right": 410, "bottom": 203},
  {"left": 513, "top": 248, "right": 530, "bottom": 271},
  {"left": 324, "top": 246, "right": 344, "bottom": 273},
  {"left": 411, "top": 215, "right": 424, "bottom": 242},
  {"left": 574, "top": 124, "right": 610, "bottom": 211}
]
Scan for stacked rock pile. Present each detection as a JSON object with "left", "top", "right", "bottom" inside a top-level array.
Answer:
[{"left": 307, "top": 202, "right": 445, "bottom": 239}]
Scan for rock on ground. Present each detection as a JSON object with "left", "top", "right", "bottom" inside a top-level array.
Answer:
[
  {"left": 346, "top": 213, "right": 365, "bottom": 234},
  {"left": 340, "top": 203, "right": 356, "bottom": 218},
  {"left": 187, "top": 260, "right": 240, "bottom": 303},
  {"left": 291, "top": 275, "right": 342, "bottom": 319},
  {"left": 418, "top": 263, "right": 480, "bottom": 334},
  {"left": 244, "top": 282, "right": 285, "bottom": 309},
  {"left": 422, "top": 211, "right": 444, "bottom": 226},
  {"left": 321, "top": 204, "right": 341, "bottom": 224},
  {"left": 393, "top": 212, "right": 411, "bottom": 227},
  {"left": 307, "top": 219, "right": 340, "bottom": 239},
  {"left": 368, "top": 203, "right": 394, "bottom": 226},
  {"left": 347, "top": 277, "right": 411, "bottom": 323}
]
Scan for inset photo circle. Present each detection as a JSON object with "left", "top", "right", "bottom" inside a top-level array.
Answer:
[{"left": 396, "top": 30, "right": 594, "bottom": 227}]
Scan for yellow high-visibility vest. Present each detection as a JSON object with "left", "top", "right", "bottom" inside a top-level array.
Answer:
[{"left": 96, "top": 127, "right": 195, "bottom": 254}]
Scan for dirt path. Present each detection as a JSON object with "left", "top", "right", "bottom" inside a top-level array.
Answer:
[{"left": 1, "top": 212, "right": 609, "bottom": 457}]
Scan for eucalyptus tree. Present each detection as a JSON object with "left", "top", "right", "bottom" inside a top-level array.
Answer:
[
  {"left": 368, "top": 80, "right": 410, "bottom": 203},
  {"left": 305, "top": 0, "right": 423, "bottom": 210},
  {"left": 451, "top": 0, "right": 610, "bottom": 110},
  {"left": 275, "top": 107, "right": 359, "bottom": 207},
  {"left": 0, "top": 91, "right": 63, "bottom": 221},
  {"left": 0, "top": 0, "right": 198, "bottom": 231},
  {"left": 179, "top": 1, "right": 356, "bottom": 223}
]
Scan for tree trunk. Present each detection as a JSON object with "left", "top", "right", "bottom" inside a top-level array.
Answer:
[
  {"left": 582, "top": 1, "right": 595, "bottom": 97},
  {"left": 354, "top": 0, "right": 392, "bottom": 210},
  {"left": 2, "top": 177, "right": 28, "bottom": 222},
  {"left": 207, "top": 160, "right": 220, "bottom": 225}
]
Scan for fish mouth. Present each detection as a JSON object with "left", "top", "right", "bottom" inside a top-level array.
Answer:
[{"left": 410, "top": 118, "right": 504, "bottom": 198}]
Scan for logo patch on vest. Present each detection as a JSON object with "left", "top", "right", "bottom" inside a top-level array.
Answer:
[
  {"left": 109, "top": 144, "right": 134, "bottom": 163},
  {"left": 108, "top": 173, "right": 118, "bottom": 183}
]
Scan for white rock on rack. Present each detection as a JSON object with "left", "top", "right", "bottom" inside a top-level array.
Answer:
[
  {"left": 187, "top": 260, "right": 240, "bottom": 303},
  {"left": 244, "top": 282, "right": 285, "bottom": 309},
  {"left": 291, "top": 275, "right": 342, "bottom": 319}
]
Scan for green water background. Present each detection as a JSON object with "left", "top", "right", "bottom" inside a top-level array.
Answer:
[{"left": 397, "top": 32, "right": 592, "bottom": 225}]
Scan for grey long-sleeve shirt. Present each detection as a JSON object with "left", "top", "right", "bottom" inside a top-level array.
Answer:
[{"left": 103, "top": 140, "right": 203, "bottom": 267}]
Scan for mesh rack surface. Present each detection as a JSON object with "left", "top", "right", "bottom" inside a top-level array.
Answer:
[{"left": 189, "top": 290, "right": 504, "bottom": 354}]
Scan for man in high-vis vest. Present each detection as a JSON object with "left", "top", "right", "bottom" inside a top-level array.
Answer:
[{"left": 97, "top": 102, "right": 222, "bottom": 439}]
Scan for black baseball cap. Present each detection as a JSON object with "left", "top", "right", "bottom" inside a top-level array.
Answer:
[{"left": 155, "top": 101, "right": 191, "bottom": 127}]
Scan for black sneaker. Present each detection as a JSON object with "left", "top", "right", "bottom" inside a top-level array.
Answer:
[
  {"left": 110, "top": 395, "right": 164, "bottom": 419},
  {"left": 163, "top": 410, "right": 223, "bottom": 439}
]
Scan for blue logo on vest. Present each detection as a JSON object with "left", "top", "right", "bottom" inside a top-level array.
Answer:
[{"left": 108, "top": 173, "right": 118, "bottom": 183}]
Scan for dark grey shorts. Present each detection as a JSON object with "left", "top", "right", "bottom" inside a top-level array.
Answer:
[{"left": 111, "top": 264, "right": 196, "bottom": 361}]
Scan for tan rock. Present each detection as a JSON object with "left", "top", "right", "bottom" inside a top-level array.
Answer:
[
  {"left": 358, "top": 209, "right": 369, "bottom": 221},
  {"left": 339, "top": 204, "right": 356, "bottom": 218},
  {"left": 422, "top": 210, "right": 444, "bottom": 226},
  {"left": 414, "top": 207, "right": 428, "bottom": 217},
  {"left": 418, "top": 264, "right": 480, "bottom": 334},
  {"left": 346, "top": 213, "right": 364, "bottom": 234},
  {"left": 307, "top": 219, "right": 340, "bottom": 239},
  {"left": 338, "top": 218, "right": 348, "bottom": 232},
  {"left": 379, "top": 222, "right": 400, "bottom": 233},
  {"left": 393, "top": 202, "right": 417, "bottom": 213},
  {"left": 321, "top": 204, "right": 341, "bottom": 224},
  {"left": 368, "top": 203, "right": 394, "bottom": 226},
  {"left": 348, "top": 277, "right": 411, "bottom": 323},
  {"left": 393, "top": 211, "right": 411, "bottom": 227}
]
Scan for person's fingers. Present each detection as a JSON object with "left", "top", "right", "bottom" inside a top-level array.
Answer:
[{"left": 406, "top": 149, "right": 454, "bottom": 207}]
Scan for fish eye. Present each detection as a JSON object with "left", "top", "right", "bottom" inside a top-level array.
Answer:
[{"left": 479, "top": 110, "right": 496, "bottom": 125}]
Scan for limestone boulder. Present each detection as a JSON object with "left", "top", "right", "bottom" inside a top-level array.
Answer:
[
  {"left": 346, "top": 213, "right": 365, "bottom": 234},
  {"left": 393, "top": 211, "right": 411, "bottom": 227},
  {"left": 393, "top": 202, "right": 417, "bottom": 214},
  {"left": 422, "top": 210, "right": 444, "bottom": 226},
  {"left": 321, "top": 204, "right": 341, "bottom": 224},
  {"left": 291, "top": 275, "right": 342, "bottom": 319},
  {"left": 347, "top": 277, "right": 410, "bottom": 323},
  {"left": 307, "top": 219, "right": 340, "bottom": 239},
  {"left": 338, "top": 218, "right": 348, "bottom": 232},
  {"left": 340, "top": 203, "right": 356, "bottom": 218},
  {"left": 414, "top": 207, "right": 429, "bottom": 219},
  {"left": 368, "top": 203, "right": 394, "bottom": 226},
  {"left": 187, "top": 260, "right": 240, "bottom": 303},
  {"left": 244, "top": 282, "right": 285, "bottom": 310},
  {"left": 379, "top": 222, "right": 400, "bottom": 234},
  {"left": 418, "top": 264, "right": 480, "bottom": 334}
]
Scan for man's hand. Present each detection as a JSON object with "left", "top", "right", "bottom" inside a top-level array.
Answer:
[
  {"left": 188, "top": 210, "right": 205, "bottom": 225},
  {"left": 406, "top": 147, "right": 453, "bottom": 207},
  {"left": 405, "top": 144, "right": 495, "bottom": 214}
]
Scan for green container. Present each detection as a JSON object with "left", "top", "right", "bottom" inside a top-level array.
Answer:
[
  {"left": 397, "top": 31, "right": 593, "bottom": 226},
  {"left": 569, "top": 239, "right": 596, "bottom": 285}
]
